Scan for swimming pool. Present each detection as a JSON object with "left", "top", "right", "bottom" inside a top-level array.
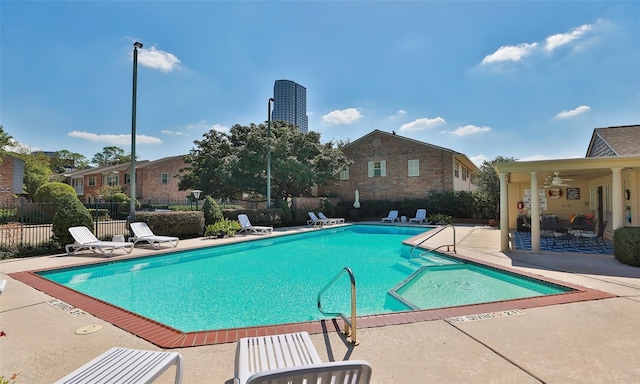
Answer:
[{"left": 38, "top": 224, "right": 573, "bottom": 333}]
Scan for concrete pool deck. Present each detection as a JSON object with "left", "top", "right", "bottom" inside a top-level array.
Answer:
[{"left": 1, "top": 224, "right": 639, "bottom": 383}]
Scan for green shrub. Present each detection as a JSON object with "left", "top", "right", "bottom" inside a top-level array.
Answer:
[
  {"left": 321, "top": 198, "right": 336, "bottom": 217},
  {"left": 34, "top": 182, "right": 76, "bottom": 203},
  {"left": 613, "top": 227, "right": 640, "bottom": 267},
  {"left": 278, "top": 199, "right": 293, "bottom": 226},
  {"left": 204, "top": 218, "right": 242, "bottom": 238},
  {"left": 133, "top": 211, "right": 204, "bottom": 238},
  {"left": 202, "top": 196, "right": 223, "bottom": 227},
  {"left": 52, "top": 194, "right": 94, "bottom": 246},
  {"left": 428, "top": 213, "right": 453, "bottom": 225},
  {"left": 111, "top": 193, "right": 128, "bottom": 203}
]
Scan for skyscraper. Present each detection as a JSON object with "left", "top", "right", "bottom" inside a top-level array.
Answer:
[{"left": 272, "top": 80, "right": 308, "bottom": 133}]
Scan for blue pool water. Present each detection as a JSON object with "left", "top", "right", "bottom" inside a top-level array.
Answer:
[{"left": 40, "top": 224, "right": 572, "bottom": 332}]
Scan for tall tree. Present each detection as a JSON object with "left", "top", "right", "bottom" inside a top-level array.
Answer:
[
  {"left": 474, "top": 156, "right": 517, "bottom": 219},
  {"left": 16, "top": 152, "right": 53, "bottom": 201},
  {"left": 52, "top": 150, "right": 90, "bottom": 172},
  {"left": 179, "top": 129, "right": 235, "bottom": 198},
  {"left": 91, "top": 146, "right": 129, "bottom": 166},
  {"left": 179, "top": 122, "right": 351, "bottom": 200}
]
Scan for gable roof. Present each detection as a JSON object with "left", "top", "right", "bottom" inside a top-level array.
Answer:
[
  {"left": 586, "top": 124, "right": 640, "bottom": 157},
  {"left": 344, "top": 129, "right": 479, "bottom": 171}
]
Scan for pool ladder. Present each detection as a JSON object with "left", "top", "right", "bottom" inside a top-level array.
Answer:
[
  {"left": 317, "top": 267, "right": 359, "bottom": 345},
  {"left": 410, "top": 224, "right": 456, "bottom": 258}
]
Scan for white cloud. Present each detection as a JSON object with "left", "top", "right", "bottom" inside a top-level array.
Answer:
[
  {"left": 137, "top": 46, "right": 181, "bottom": 73},
  {"left": 161, "top": 129, "right": 189, "bottom": 136},
  {"left": 389, "top": 110, "right": 407, "bottom": 119},
  {"left": 482, "top": 43, "right": 538, "bottom": 64},
  {"left": 68, "top": 131, "right": 163, "bottom": 145},
  {"left": 545, "top": 24, "right": 593, "bottom": 52},
  {"left": 449, "top": 125, "right": 491, "bottom": 136},
  {"left": 469, "top": 154, "right": 487, "bottom": 167},
  {"left": 554, "top": 105, "right": 591, "bottom": 119},
  {"left": 183, "top": 120, "right": 228, "bottom": 133},
  {"left": 322, "top": 108, "right": 363, "bottom": 125},
  {"left": 399, "top": 117, "right": 446, "bottom": 132}
]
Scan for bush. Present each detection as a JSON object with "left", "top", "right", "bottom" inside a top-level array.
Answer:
[
  {"left": 52, "top": 194, "right": 94, "bottom": 247},
  {"left": 111, "top": 193, "right": 128, "bottom": 203},
  {"left": 278, "top": 199, "right": 293, "bottom": 226},
  {"left": 204, "top": 218, "right": 242, "bottom": 238},
  {"left": 202, "top": 196, "right": 224, "bottom": 227},
  {"left": 34, "top": 182, "right": 76, "bottom": 204},
  {"left": 428, "top": 213, "right": 453, "bottom": 225},
  {"left": 613, "top": 227, "right": 640, "bottom": 267},
  {"left": 133, "top": 211, "right": 204, "bottom": 238}
]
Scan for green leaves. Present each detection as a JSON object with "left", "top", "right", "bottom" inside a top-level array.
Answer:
[{"left": 179, "top": 121, "right": 350, "bottom": 199}]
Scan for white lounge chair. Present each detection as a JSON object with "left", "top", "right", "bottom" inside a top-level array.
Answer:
[
  {"left": 130, "top": 222, "right": 179, "bottom": 249},
  {"left": 234, "top": 331, "right": 372, "bottom": 384},
  {"left": 307, "top": 212, "right": 330, "bottom": 227},
  {"left": 409, "top": 209, "right": 427, "bottom": 223},
  {"left": 237, "top": 214, "right": 273, "bottom": 235},
  {"left": 65, "top": 226, "right": 134, "bottom": 257},
  {"left": 319, "top": 212, "right": 345, "bottom": 224},
  {"left": 381, "top": 210, "right": 399, "bottom": 222},
  {"left": 55, "top": 347, "right": 183, "bottom": 384}
]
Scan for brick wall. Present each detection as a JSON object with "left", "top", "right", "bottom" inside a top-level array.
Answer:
[
  {"left": 138, "top": 156, "right": 190, "bottom": 202},
  {"left": 0, "top": 156, "right": 16, "bottom": 199},
  {"left": 321, "top": 131, "right": 458, "bottom": 201}
]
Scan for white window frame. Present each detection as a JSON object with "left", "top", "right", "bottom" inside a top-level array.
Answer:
[
  {"left": 160, "top": 173, "right": 169, "bottom": 184},
  {"left": 408, "top": 159, "right": 419, "bottom": 177},
  {"left": 454, "top": 163, "right": 460, "bottom": 178},
  {"left": 339, "top": 166, "right": 349, "bottom": 180},
  {"left": 368, "top": 160, "right": 386, "bottom": 177},
  {"left": 105, "top": 174, "right": 119, "bottom": 186},
  {"left": 88, "top": 176, "right": 96, "bottom": 186}
]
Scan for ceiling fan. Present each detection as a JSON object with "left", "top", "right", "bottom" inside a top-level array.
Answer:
[{"left": 544, "top": 172, "right": 573, "bottom": 188}]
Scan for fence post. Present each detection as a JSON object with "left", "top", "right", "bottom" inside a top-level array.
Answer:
[{"left": 94, "top": 198, "right": 98, "bottom": 235}]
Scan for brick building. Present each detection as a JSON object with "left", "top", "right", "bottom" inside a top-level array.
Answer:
[
  {"left": 65, "top": 155, "right": 193, "bottom": 203},
  {"left": 0, "top": 154, "right": 25, "bottom": 200},
  {"left": 320, "top": 130, "right": 478, "bottom": 201}
]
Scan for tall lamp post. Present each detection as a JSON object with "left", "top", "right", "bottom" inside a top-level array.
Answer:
[
  {"left": 129, "top": 41, "right": 143, "bottom": 222},
  {"left": 192, "top": 190, "right": 202, "bottom": 211},
  {"left": 267, "top": 97, "right": 274, "bottom": 208}
]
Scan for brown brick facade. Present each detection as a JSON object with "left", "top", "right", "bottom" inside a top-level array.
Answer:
[
  {"left": 66, "top": 156, "right": 192, "bottom": 203},
  {"left": 321, "top": 130, "right": 477, "bottom": 202},
  {"left": 0, "top": 155, "right": 24, "bottom": 200}
]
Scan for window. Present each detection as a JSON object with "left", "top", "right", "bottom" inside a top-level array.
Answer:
[
  {"left": 105, "top": 174, "right": 119, "bottom": 186},
  {"left": 462, "top": 167, "right": 467, "bottom": 181},
  {"left": 88, "top": 176, "right": 96, "bottom": 186},
  {"left": 454, "top": 163, "right": 460, "bottom": 178},
  {"left": 161, "top": 173, "right": 169, "bottom": 184},
  {"left": 368, "top": 160, "right": 386, "bottom": 177},
  {"left": 408, "top": 159, "right": 419, "bottom": 177},
  {"left": 124, "top": 173, "right": 131, "bottom": 185},
  {"left": 339, "top": 166, "right": 349, "bottom": 180}
]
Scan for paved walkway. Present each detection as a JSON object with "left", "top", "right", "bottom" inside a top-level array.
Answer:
[{"left": 1, "top": 225, "right": 639, "bottom": 383}]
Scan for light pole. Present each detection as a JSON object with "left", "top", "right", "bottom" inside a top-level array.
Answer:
[
  {"left": 267, "top": 97, "right": 274, "bottom": 208},
  {"left": 129, "top": 41, "right": 143, "bottom": 222},
  {"left": 192, "top": 190, "right": 202, "bottom": 211}
]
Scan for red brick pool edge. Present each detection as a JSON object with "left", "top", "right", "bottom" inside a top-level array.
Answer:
[{"left": 9, "top": 254, "right": 616, "bottom": 349}]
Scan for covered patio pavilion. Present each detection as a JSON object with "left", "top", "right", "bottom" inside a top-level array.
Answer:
[{"left": 493, "top": 155, "right": 640, "bottom": 253}]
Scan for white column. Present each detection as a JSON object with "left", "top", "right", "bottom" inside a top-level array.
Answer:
[
  {"left": 530, "top": 171, "right": 541, "bottom": 253},
  {"left": 611, "top": 167, "right": 624, "bottom": 230},
  {"left": 499, "top": 172, "right": 510, "bottom": 251}
]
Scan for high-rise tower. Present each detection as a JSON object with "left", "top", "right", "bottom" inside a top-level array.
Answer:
[{"left": 272, "top": 80, "right": 308, "bottom": 133}]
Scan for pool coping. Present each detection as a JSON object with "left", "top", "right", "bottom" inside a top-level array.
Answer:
[{"left": 8, "top": 248, "right": 616, "bottom": 348}]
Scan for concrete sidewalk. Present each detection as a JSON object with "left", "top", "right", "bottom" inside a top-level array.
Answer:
[{"left": 1, "top": 225, "right": 639, "bottom": 383}]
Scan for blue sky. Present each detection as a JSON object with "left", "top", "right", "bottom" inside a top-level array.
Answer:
[{"left": 2, "top": 1, "right": 639, "bottom": 167}]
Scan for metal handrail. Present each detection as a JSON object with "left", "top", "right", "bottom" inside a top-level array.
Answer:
[
  {"left": 410, "top": 224, "right": 456, "bottom": 257},
  {"left": 317, "top": 267, "right": 358, "bottom": 345}
]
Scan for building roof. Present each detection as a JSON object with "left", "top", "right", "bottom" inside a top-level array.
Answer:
[
  {"left": 586, "top": 124, "right": 640, "bottom": 157},
  {"left": 345, "top": 129, "right": 479, "bottom": 171}
]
